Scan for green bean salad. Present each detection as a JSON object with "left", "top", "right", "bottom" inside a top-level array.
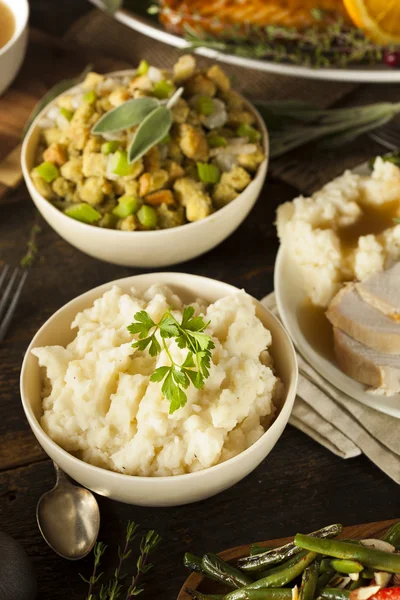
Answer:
[
  {"left": 184, "top": 521, "right": 400, "bottom": 600},
  {"left": 31, "top": 56, "right": 265, "bottom": 232}
]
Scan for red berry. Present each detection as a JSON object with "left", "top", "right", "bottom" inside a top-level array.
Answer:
[{"left": 383, "top": 50, "right": 400, "bottom": 67}]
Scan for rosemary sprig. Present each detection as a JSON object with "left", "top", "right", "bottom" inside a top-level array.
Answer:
[{"left": 81, "top": 522, "right": 161, "bottom": 600}]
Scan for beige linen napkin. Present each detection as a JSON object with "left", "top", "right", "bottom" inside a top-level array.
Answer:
[{"left": 262, "top": 293, "right": 400, "bottom": 485}]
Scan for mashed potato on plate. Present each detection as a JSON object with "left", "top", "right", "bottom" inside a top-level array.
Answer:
[
  {"left": 277, "top": 158, "right": 400, "bottom": 308},
  {"left": 33, "top": 285, "right": 280, "bottom": 476}
]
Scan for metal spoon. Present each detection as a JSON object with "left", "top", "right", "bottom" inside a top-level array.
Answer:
[{"left": 37, "top": 462, "right": 100, "bottom": 560}]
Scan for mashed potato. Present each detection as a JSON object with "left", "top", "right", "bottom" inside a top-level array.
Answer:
[
  {"left": 277, "top": 158, "right": 400, "bottom": 307},
  {"left": 33, "top": 285, "right": 280, "bottom": 476}
]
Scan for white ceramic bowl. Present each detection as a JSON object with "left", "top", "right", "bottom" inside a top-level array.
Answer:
[
  {"left": 20, "top": 273, "right": 297, "bottom": 506},
  {"left": 21, "top": 70, "right": 268, "bottom": 268},
  {"left": 0, "top": 0, "right": 29, "bottom": 95}
]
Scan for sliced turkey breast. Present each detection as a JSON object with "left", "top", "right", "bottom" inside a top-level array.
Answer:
[
  {"left": 333, "top": 327, "right": 400, "bottom": 393},
  {"left": 326, "top": 284, "right": 400, "bottom": 354},
  {"left": 356, "top": 261, "right": 400, "bottom": 322}
]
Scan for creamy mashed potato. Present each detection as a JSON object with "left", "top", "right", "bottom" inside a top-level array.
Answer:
[
  {"left": 33, "top": 285, "right": 279, "bottom": 476},
  {"left": 277, "top": 158, "right": 400, "bottom": 307}
]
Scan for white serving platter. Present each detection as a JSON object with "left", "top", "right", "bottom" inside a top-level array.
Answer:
[
  {"left": 274, "top": 155, "right": 400, "bottom": 420},
  {"left": 90, "top": 0, "right": 400, "bottom": 83}
]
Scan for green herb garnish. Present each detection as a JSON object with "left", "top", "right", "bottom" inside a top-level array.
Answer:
[
  {"left": 81, "top": 521, "right": 161, "bottom": 599},
  {"left": 128, "top": 307, "right": 214, "bottom": 414},
  {"left": 92, "top": 87, "right": 182, "bottom": 164}
]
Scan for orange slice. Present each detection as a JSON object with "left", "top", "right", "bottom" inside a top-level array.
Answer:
[{"left": 342, "top": 0, "right": 400, "bottom": 44}]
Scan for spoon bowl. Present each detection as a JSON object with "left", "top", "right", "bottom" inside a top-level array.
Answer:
[{"left": 37, "top": 462, "right": 100, "bottom": 560}]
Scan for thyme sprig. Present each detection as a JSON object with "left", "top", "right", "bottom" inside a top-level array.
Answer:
[
  {"left": 184, "top": 20, "right": 397, "bottom": 68},
  {"left": 20, "top": 217, "right": 41, "bottom": 268},
  {"left": 81, "top": 522, "right": 161, "bottom": 600}
]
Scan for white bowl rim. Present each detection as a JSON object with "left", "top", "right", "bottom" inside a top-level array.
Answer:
[
  {"left": 21, "top": 272, "right": 297, "bottom": 484},
  {"left": 0, "top": 0, "right": 29, "bottom": 57},
  {"left": 21, "top": 68, "right": 269, "bottom": 238}
]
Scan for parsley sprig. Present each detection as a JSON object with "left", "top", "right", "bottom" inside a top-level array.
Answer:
[{"left": 128, "top": 307, "right": 214, "bottom": 414}]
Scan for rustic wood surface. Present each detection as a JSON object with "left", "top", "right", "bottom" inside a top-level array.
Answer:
[{"left": 0, "top": 3, "right": 399, "bottom": 600}]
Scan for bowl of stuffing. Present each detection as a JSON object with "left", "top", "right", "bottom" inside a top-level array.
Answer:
[
  {"left": 21, "top": 56, "right": 268, "bottom": 267},
  {"left": 20, "top": 272, "right": 297, "bottom": 506}
]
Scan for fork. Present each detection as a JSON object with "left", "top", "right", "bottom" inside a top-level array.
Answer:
[
  {"left": 369, "top": 121, "right": 400, "bottom": 151},
  {"left": 0, "top": 265, "right": 28, "bottom": 343}
]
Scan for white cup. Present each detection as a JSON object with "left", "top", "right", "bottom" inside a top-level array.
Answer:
[{"left": 0, "top": 0, "right": 29, "bottom": 96}]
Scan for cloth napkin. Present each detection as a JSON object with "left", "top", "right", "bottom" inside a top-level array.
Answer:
[{"left": 261, "top": 293, "right": 400, "bottom": 485}]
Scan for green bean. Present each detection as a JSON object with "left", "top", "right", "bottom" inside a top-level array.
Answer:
[
  {"left": 320, "top": 559, "right": 363, "bottom": 574},
  {"left": 257, "top": 550, "right": 309, "bottom": 579},
  {"left": 251, "top": 546, "right": 274, "bottom": 556},
  {"left": 184, "top": 553, "right": 207, "bottom": 575},
  {"left": 239, "top": 525, "right": 342, "bottom": 572},
  {"left": 224, "top": 552, "right": 318, "bottom": 600},
  {"left": 295, "top": 534, "right": 400, "bottom": 574},
  {"left": 362, "top": 569, "right": 375, "bottom": 579},
  {"left": 299, "top": 560, "right": 320, "bottom": 600},
  {"left": 316, "top": 572, "right": 335, "bottom": 595},
  {"left": 320, "top": 589, "right": 350, "bottom": 600},
  {"left": 223, "top": 589, "right": 294, "bottom": 600},
  {"left": 349, "top": 578, "right": 367, "bottom": 591},
  {"left": 202, "top": 553, "right": 253, "bottom": 589},
  {"left": 382, "top": 521, "right": 400, "bottom": 547}
]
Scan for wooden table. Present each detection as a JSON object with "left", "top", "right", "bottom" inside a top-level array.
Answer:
[{"left": 0, "top": 3, "right": 398, "bottom": 599}]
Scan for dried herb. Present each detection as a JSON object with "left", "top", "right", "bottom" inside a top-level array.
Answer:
[
  {"left": 81, "top": 522, "right": 161, "bottom": 600},
  {"left": 20, "top": 217, "right": 41, "bottom": 269}
]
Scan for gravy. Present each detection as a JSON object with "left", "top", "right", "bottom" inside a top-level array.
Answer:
[
  {"left": 337, "top": 200, "right": 400, "bottom": 251},
  {"left": 297, "top": 300, "right": 335, "bottom": 361},
  {"left": 0, "top": 2, "right": 15, "bottom": 50}
]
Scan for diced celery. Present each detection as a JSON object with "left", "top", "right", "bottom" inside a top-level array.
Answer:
[
  {"left": 60, "top": 107, "right": 74, "bottom": 121},
  {"left": 196, "top": 96, "right": 215, "bottom": 116},
  {"left": 137, "top": 205, "right": 157, "bottom": 229},
  {"left": 34, "top": 161, "right": 59, "bottom": 183},
  {"left": 65, "top": 203, "right": 101, "bottom": 224},
  {"left": 83, "top": 90, "right": 97, "bottom": 105},
  {"left": 236, "top": 123, "right": 261, "bottom": 143},
  {"left": 99, "top": 213, "right": 119, "bottom": 229},
  {"left": 112, "top": 195, "right": 139, "bottom": 218},
  {"left": 137, "top": 59, "right": 149, "bottom": 76},
  {"left": 196, "top": 162, "right": 221, "bottom": 184},
  {"left": 110, "top": 151, "right": 134, "bottom": 176},
  {"left": 101, "top": 140, "right": 120, "bottom": 155},
  {"left": 207, "top": 133, "right": 227, "bottom": 148},
  {"left": 152, "top": 80, "right": 175, "bottom": 100}
]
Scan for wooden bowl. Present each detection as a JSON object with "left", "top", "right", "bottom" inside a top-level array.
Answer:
[{"left": 177, "top": 519, "right": 397, "bottom": 599}]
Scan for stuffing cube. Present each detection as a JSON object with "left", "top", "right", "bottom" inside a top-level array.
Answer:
[
  {"left": 139, "top": 170, "right": 169, "bottom": 197},
  {"left": 82, "top": 152, "right": 108, "bottom": 178},
  {"left": 60, "top": 158, "right": 83, "bottom": 183},
  {"left": 173, "top": 54, "right": 197, "bottom": 83},
  {"left": 78, "top": 177, "right": 105, "bottom": 206},
  {"left": 207, "top": 65, "right": 230, "bottom": 92},
  {"left": 43, "top": 143, "right": 68, "bottom": 167},
  {"left": 220, "top": 166, "right": 251, "bottom": 192},
  {"left": 179, "top": 124, "right": 209, "bottom": 161}
]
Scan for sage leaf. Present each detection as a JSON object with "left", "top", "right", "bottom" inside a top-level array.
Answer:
[
  {"left": 92, "top": 97, "right": 159, "bottom": 134},
  {"left": 22, "top": 65, "right": 93, "bottom": 139},
  {"left": 128, "top": 105, "right": 172, "bottom": 164}
]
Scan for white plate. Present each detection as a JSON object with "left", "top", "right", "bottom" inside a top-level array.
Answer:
[
  {"left": 90, "top": 1, "right": 400, "bottom": 83},
  {"left": 274, "top": 244, "right": 400, "bottom": 418}
]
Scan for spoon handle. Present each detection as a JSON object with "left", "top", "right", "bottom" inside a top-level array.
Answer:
[{"left": 53, "top": 461, "right": 70, "bottom": 486}]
